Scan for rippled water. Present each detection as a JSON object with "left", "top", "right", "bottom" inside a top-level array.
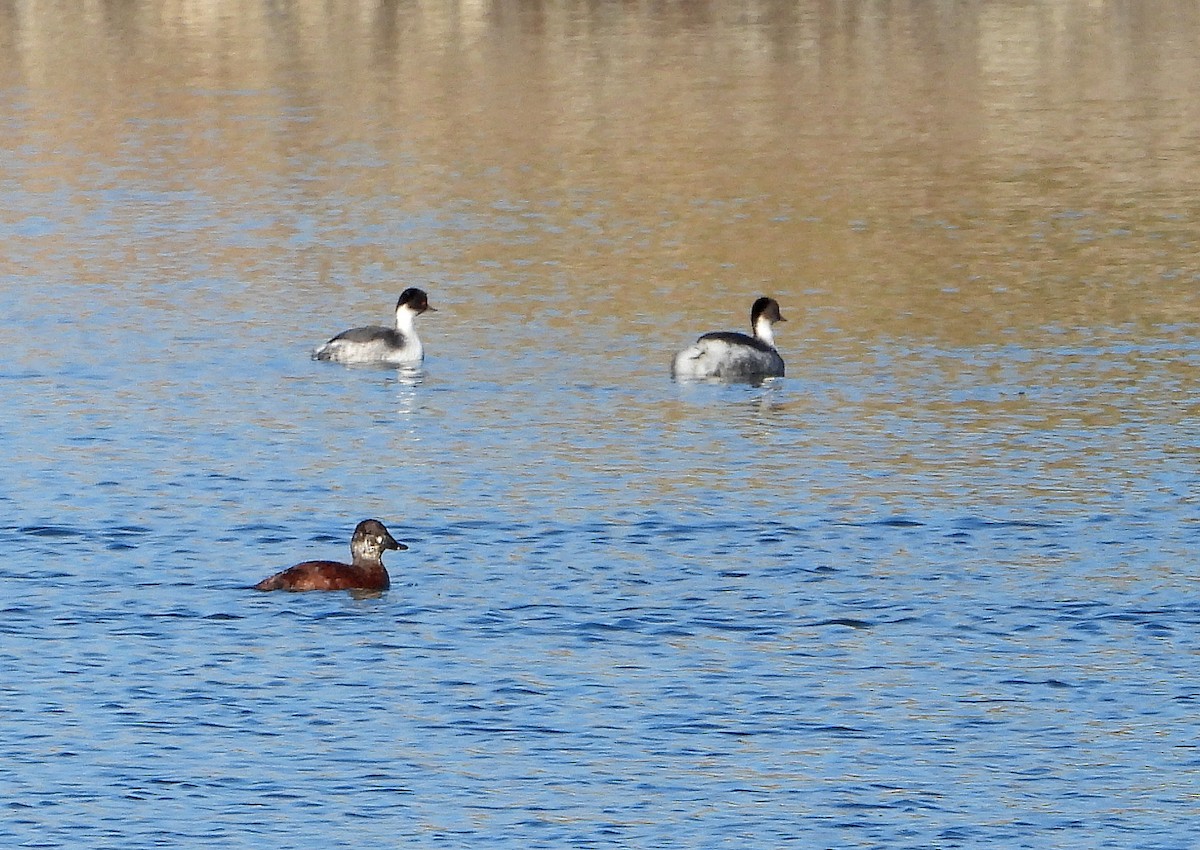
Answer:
[{"left": 3, "top": 1, "right": 1200, "bottom": 847}]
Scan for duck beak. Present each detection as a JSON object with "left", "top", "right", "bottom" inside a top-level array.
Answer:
[{"left": 384, "top": 533, "right": 406, "bottom": 551}]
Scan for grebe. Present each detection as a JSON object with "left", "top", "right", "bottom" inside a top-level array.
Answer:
[
  {"left": 671, "top": 296, "right": 786, "bottom": 381},
  {"left": 313, "top": 288, "right": 435, "bottom": 365}
]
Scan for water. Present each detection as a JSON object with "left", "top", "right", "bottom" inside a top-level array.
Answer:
[{"left": 3, "top": 1, "right": 1200, "bottom": 847}]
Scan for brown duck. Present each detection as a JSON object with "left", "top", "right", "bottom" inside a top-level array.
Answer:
[{"left": 253, "top": 519, "right": 405, "bottom": 592}]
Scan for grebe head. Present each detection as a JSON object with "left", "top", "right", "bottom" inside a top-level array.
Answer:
[
  {"left": 750, "top": 296, "right": 785, "bottom": 345},
  {"left": 397, "top": 288, "right": 436, "bottom": 316}
]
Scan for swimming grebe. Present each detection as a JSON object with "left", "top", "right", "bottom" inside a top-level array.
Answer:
[
  {"left": 253, "top": 519, "right": 406, "bottom": 592},
  {"left": 671, "top": 296, "right": 786, "bottom": 381},
  {"left": 312, "top": 288, "right": 435, "bottom": 365}
]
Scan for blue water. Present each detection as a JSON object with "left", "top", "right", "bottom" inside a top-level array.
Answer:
[
  {"left": 5, "top": 2, "right": 1200, "bottom": 847},
  {"left": 4, "top": 299, "right": 1199, "bottom": 848}
]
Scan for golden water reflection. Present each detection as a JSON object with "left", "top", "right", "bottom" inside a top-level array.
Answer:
[{"left": 3, "top": 0, "right": 1199, "bottom": 350}]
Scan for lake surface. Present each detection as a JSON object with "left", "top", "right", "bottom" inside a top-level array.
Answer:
[{"left": 2, "top": 1, "right": 1200, "bottom": 847}]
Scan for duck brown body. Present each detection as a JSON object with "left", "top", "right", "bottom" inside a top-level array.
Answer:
[{"left": 254, "top": 519, "right": 405, "bottom": 592}]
